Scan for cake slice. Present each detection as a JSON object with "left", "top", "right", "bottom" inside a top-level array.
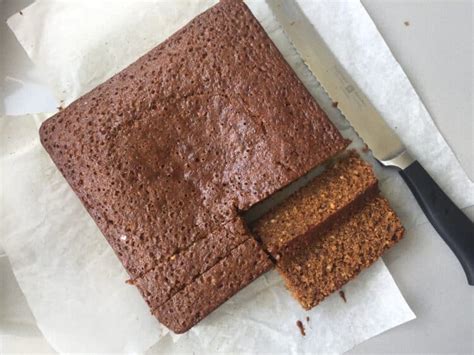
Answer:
[
  {"left": 253, "top": 152, "right": 378, "bottom": 257},
  {"left": 252, "top": 152, "right": 404, "bottom": 309},
  {"left": 153, "top": 238, "right": 272, "bottom": 333},
  {"left": 132, "top": 218, "right": 253, "bottom": 309},
  {"left": 277, "top": 195, "right": 404, "bottom": 309}
]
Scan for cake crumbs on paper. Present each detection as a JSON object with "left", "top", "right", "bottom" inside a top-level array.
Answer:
[
  {"left": 404, "top": 21, "right": 410, "bottom": 26},
  {"left": 19, "top": 11, "right": 23, "bottom": 15},
  {"left": 332, "top": 101, "right": 338, "bottom": 108},
  {"left": 306, "top": 316, "right": 310, "bottom": 322},
  {"left": 296, "top": 320, "right": 306, "bottom": 336},
  {"left": 339, "top": 290, "right": 347, "bottom": 303},
  {"left": 362, "top": 144, "right": 369, "bottom": 153}
]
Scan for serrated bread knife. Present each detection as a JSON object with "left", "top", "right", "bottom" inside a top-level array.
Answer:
[{"left": 267, "top": 0, "right": 474, "bottom": 284}]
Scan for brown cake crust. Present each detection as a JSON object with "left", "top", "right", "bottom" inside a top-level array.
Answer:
[
  {"left": 153, "top": 238, "right": 272, "bottom": 334},
  {"left": 278, "top": 195, "right": 404, "bottom": 310},
  {"left": 253, "top": 152, "right": 378, "bottom": 257},
  {"left": 38, "top": 0, "right": 347, "bottom": 332}
]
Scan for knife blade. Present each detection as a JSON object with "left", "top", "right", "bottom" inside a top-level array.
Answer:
[
  {"left": 268, "top": 0, "right": 412, "bottom": 168},
  {"left": 267, "top": 0, "right": 474, "bottom": 284}
]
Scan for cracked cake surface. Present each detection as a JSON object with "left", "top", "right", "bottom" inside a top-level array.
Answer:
[{"left": 39, "top": 0, "right": 347, "bottom": 332}]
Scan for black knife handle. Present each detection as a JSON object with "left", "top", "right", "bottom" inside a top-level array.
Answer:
[{"left": 400, "top": 161, "right": 474, "bottom": 285}]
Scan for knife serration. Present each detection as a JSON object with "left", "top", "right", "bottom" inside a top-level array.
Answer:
[{"left": 267, "top": 0, "right": 414, "bottom": 169}]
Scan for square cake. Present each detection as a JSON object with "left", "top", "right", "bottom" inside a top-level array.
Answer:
[{"left": 39, "top": 0, "right": 347, "bottom": 333}]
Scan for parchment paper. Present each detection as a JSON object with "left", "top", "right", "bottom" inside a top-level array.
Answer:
[{"left": 2, "top": 0, "right": 472, "bottom": 353}]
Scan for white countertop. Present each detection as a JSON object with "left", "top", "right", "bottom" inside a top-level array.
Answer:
[{"left": 1, "top": 0, "right": 473, "bottom": 353}]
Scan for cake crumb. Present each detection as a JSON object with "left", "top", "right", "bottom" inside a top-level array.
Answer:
[
  {"left": 332, "top": 101, "right": 338, "bottom": 108},
  {"left": 306, "top": 316, "right": 310, "bottom": 322},
  {"left": 296, "top": 320, "right": 306, "bottom": 336},
  {"left": 362, "top": 144, "right": 369, "bottom": 153},
  {"left": 339, "top": 290, "right": 347, "bottom": 303},
  {"left": 290, "top": 21, "right": 295, "bottom": 26},
  {"left": 404, "top": 21, "right": 410, "bottom": 26},
  {"left": 19, "top": 11, "right": 23, "bottom": 15}
]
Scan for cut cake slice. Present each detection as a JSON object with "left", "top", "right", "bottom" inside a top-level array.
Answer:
[
  {"left": 253, "top": 152, "right": 378, "bottom": 257},
  {"left": 253, "top": 152, "right": 404, "bottom": 310},
  {"left": 133, "top": 218, "right": 251, "bottom": 309},
  {"left": 153, "top": 238, "right": 272, "bottom": 333},
  {"left": 277, "top": 195, "right": 404, "bottom": 309}
]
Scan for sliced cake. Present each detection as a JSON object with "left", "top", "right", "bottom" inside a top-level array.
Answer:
[
  {"left": 253, "top": 152, "right": 404, "bottom": 309},
  {"left": 277, "top": 195, "right": 404, "bottom": 309},
  {"left": 154, "top": 238, "right": 272, "bottom": 333},
  {"left": 132, "top": 218, "right": 252, "bottom": 309},
  {"left": 253, "top": 152, "right": 378, "bottom": 257},
  {"left": 38, "top": 0, "right": 347, "bottom": 332}
]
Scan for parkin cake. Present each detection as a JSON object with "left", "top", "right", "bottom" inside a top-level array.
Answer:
[{"left": 39, "top": 0, "right": 347, "bottom": 333}]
